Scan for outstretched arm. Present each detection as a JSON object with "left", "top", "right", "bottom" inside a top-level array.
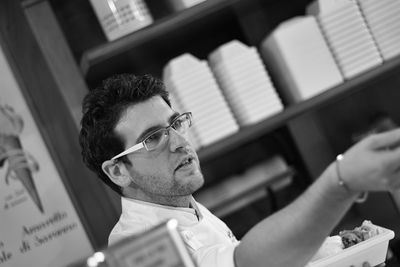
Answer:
[{"left": 234, "top": 128, "right": 400, "bottom": 267}]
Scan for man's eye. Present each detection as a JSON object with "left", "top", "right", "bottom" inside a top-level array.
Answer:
[
  {"left": 145, "top": 131, "right": 162, "bottom": 144},
  {"left": 173, "top": 119, "right": 183, "bottom": 129}
]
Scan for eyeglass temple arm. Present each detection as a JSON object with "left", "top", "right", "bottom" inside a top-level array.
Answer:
[{"left": 111, "top": 143, "right": 144, "bottom": 160}]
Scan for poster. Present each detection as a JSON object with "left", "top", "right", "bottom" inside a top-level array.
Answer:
[{"left": 0, "top": 46, "right": 93, "bottom": 266}]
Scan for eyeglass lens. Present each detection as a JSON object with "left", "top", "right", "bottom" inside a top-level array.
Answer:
[{"left": 143, "top": 113, "right": 191, "bottom": 151}]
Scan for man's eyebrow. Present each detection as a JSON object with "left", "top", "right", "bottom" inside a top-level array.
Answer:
[
  {"left": 135, "top": 112, "right": 180, "bottom": 143},
  {"left": 168, "top": 112, "right": 180, "bottom": 124}
]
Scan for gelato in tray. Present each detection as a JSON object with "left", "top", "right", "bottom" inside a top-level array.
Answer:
[{"left": 306, "top": 221, "right": 394, "bottom": 267}]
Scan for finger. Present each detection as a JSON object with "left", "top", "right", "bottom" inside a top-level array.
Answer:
[
  {"left": 368, "top": 128, "right": 400, "bottom": 150},
  {"left": 362, "top": 262, "right": 370, "bottom": 267}
]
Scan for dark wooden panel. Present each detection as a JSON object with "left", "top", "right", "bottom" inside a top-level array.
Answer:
[
  {"left": 24, "top": 1, "right": 88, "bottom": 125},
  {"left": 233, "top": 0, "right": 313, "bottom": 45},
  {"left": 287, "top": 113, "right": 335, "bottom": 179},
  {"left": 315, "top": 71, "right": 400, "bottom": 154},
  {"left": 48, "top": 0, "right": 106, "bottom": 61},
  {"left": 286, "top": 66, "right": 400, "bottom": 179},
  {"left": 0, "top": 0, "right": 119, "bottom": 249}
]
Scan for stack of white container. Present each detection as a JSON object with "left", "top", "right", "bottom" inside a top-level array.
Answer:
[
  {"left": 260, "top": 16, "right": 343, "bottom": 104},
  {"left": 357, "top": 0, "right": 400, "bottom": 61},
  {"left": 168, "top": 93, "right": 202, "bottom": 150},
  {"left": 307, "top": 0, "right": 383, "bottom": 80},
  {"left": 163, "top": 53, "right": 239, "bottom": 148},
  {"left": 209, "top": 40, "right": 283, "bottom": 126}
]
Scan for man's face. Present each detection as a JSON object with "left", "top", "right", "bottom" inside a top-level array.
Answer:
[{"left": 114, "top": 96, "right": 204, "bottom": 199}]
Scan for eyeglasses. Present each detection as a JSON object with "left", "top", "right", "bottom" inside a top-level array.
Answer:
[{"left": 111, "top": 112, "right": 192, "bottom": 161}]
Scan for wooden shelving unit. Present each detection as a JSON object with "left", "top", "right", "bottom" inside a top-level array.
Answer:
[
  {"left": 76, "top": 0, "right": 400, "bottom": 164},
  {"left": 74, "top": 0, "right": 400, "bottom": 164}
]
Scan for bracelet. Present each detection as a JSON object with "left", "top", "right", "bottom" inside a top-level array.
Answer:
[{"left": 335, "top": 154, "right": 369, "bottom": 203}]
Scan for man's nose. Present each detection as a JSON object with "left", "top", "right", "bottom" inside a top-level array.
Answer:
[{"left": 168, "top": 128, "right": 190, "bottom": 151}]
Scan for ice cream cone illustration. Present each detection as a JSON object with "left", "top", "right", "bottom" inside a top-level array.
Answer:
[{"left": 0, "top": 104, "right": 43, "bottom": 213}]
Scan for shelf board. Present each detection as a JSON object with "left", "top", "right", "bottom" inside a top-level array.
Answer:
[
  {"left": 198, "top": 55, "right": 400, "bottom": 162},
  {"left": 80, "top": 0, "right": 240, "bottom": 75}
]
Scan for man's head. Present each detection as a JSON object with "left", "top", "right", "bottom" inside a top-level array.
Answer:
[{"left": 79, "top": 74, "right": 204, "bottom": 204}]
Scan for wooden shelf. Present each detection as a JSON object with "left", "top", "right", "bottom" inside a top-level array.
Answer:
[
  {"left": 198, "top": 55, "right": 400, "bottom": 162},
  {"left": 80, "top": 0, "right": 241, "bottom": 76}
]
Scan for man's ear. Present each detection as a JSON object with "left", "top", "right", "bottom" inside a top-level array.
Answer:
[{"left": 101, "top": 160, "right": 132, "bottom": 188}]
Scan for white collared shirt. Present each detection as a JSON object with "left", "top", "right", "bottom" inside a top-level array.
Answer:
[{"left": 109, "top": 197, "right": 240, "bottom": 267}]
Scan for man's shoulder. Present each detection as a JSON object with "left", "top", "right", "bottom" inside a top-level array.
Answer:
[{"left": 108, "top": 214, "right": 152, "bottom": 246}]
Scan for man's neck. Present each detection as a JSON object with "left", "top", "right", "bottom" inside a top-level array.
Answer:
[{"left": 122, "top": 188, "right": 192, "bottom": 208}]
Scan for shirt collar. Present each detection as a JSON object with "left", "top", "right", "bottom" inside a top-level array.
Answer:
[{"left": 121, "top": 196, "right": 203, "bottom": 223}]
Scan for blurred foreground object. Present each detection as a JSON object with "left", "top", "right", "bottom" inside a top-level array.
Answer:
[{"left": 68, "top": 219, "right": 197, "bottom": 267}]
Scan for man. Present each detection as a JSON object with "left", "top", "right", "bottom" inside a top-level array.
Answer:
[{"left": 79, "top": 73, "right": 400, "bottom": 267}]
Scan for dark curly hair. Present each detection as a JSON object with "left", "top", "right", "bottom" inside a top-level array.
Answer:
[{"left": 79, "top": 74, "right": 170, "bottom": 195}]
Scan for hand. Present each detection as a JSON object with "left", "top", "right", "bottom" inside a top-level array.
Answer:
[{"left": 338, "top": 128, "right": 400, "bottom": 193}]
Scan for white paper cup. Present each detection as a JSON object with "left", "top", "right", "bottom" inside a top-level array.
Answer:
[{"left": 89, "top": 0, "right": 153, "bottom": 41}]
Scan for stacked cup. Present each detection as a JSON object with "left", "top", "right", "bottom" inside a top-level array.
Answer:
[
  {"left": 307, "top": 0, "right": 383, "bottom": 79},
  {"left": 209, "top": 40, "right": 283, "bottom": 126},
  {"left": 168, "top": 92, "right": 202, "bottom": 150},
  {"left": 163, "top": 53, "right": 239, "bottom": 148},
  {"left": 89, "top": 0, "right": 153, "bottom": 41},
  {"left": 357, "top": 0, "right": 400, "bottom": 61},
  {"left": 260, "top": 16, "right": 343, "bottom": 104}
]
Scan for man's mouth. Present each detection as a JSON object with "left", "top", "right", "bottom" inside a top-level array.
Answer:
[{"left": 175, "top": 156, "right": 194, "bottom": 172}]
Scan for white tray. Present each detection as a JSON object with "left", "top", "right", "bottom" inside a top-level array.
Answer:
[{"left": 306, "top": 224, "right": 394, "bottom": 267}]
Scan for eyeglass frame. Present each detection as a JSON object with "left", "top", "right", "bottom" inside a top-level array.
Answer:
[{"left": 110, "top": 112, "right": 192, "bottom": 161}]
